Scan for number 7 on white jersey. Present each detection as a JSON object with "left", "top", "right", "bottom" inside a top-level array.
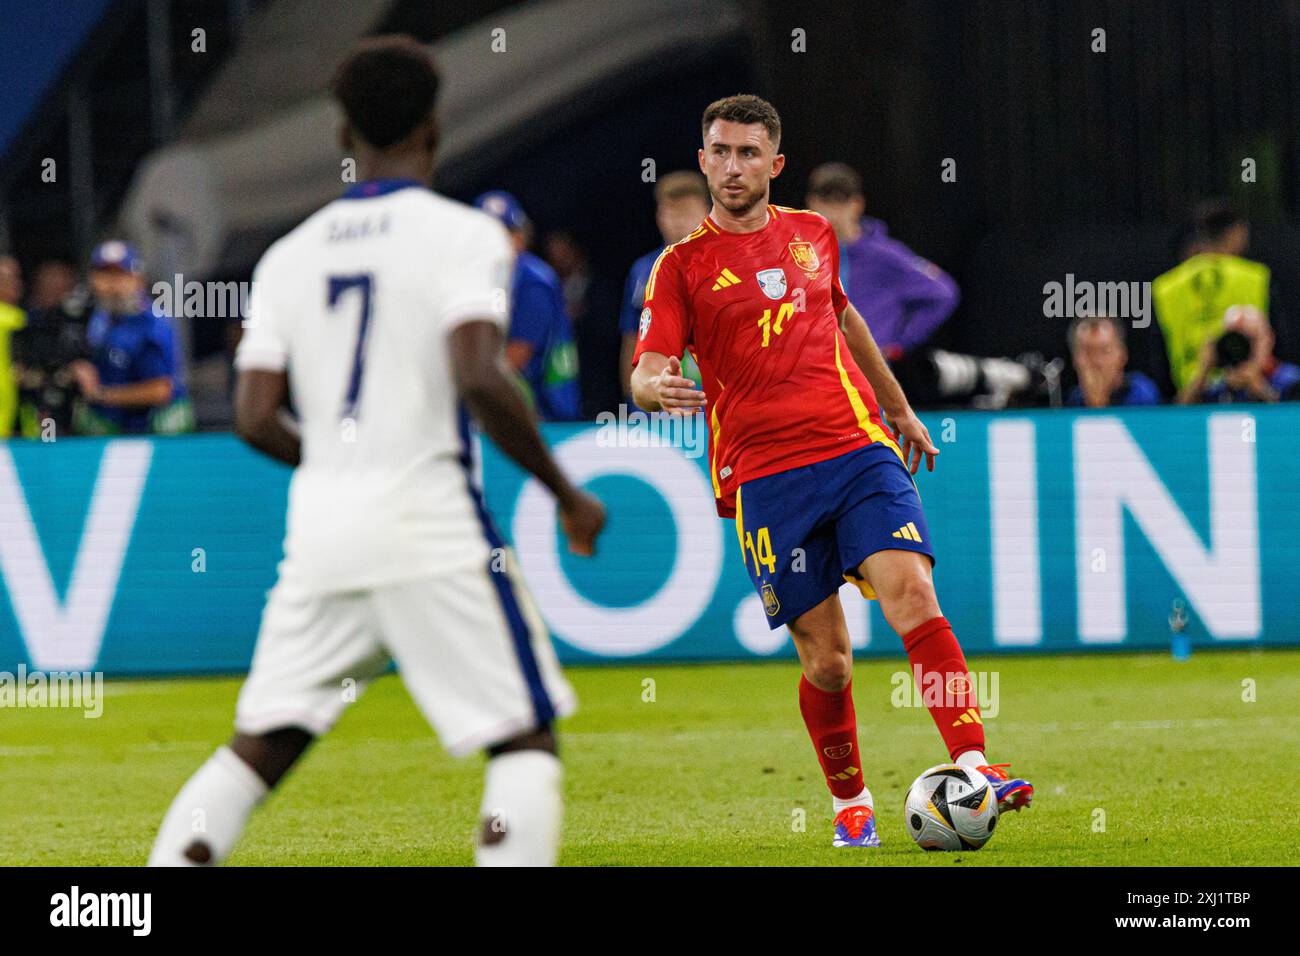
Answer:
[{"left": 328, "top": 273, "right": 374, "bottom": 420}]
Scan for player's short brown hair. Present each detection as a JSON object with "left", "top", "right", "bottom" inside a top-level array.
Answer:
[
  {"left": 701, "top": 94, "right": 781, "bottom": 148},
  {"left": 332, "top": 35, "right": 440, "bottom": 150},
  {"left": 807, "top": 162, "right": 863, "bottom": 202},
  {"left": 654, "top": 170, "right": 710, "bottom": 207}
]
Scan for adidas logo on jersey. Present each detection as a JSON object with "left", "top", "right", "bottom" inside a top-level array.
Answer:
[
  {"left": 711, "top": 268, "right": 741, "bottom": 291},
  {"left": 892, "top": 521, "right": 923, "bottom": 542}
]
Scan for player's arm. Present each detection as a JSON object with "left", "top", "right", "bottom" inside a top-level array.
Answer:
[
  {"left": 630, "top": 352, "right": 706, "bottom": 414},
  {"left": 449, "top": 319, "right": 604, "bottom": 555},
  {"left": 234, "top": 369, "right": 301, "bottom": 466},
  {"left": 232, "top": 255, "right": 300, "bottom": 465},
  {"left": 628, "top": 249, "right": 704, "bottom": 413},
  {"left": 839, "top": 301, "right": 938, "bottom": 474}
]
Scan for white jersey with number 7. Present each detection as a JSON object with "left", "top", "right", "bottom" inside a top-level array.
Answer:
[{"left": 235, "top": 179, "right": 515, "bottom": 594}]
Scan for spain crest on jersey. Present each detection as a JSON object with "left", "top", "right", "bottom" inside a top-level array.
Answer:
[
  {"left": 788, "top": 240, "right": 820, "bottom": 274},
  {"left": 755, "top": 268, "right": 787, "bottom": 300},
  {"left": 761, "top": 583, "right": 780, "bottom": 617}
]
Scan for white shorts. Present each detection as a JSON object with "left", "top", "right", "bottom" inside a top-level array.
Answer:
[{"left": 234, "top": 549, "right": 576, "bottom": 756}]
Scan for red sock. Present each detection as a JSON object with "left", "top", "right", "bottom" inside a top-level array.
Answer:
[
  {"left": 798, "top": 675, "right": 864, "bottom": 800},
  {"left": 901, "top": 616, "right": 985, "bottom": 761}
]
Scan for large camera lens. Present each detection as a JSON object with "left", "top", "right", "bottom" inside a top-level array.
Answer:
[{"left": 1215, "top": 330, "right": 1252, "bottom": 369}]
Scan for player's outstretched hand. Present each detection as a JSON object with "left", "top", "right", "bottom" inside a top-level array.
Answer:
[
  {"left": 558, "top": 488, "right": 606, "bottom": 557},
  {"left": 651, "top": 355, "right": 707, "bottom": 415},
  {"left": 891, "top": 408, "right": 939, "bottom": 475}
]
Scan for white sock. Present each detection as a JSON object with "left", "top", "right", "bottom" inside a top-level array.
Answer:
[
  {"left": 475, "top": 750, "right": 562, "bottom": 867},
  {"left": 832, "top": 785, "right": 874, "bottom": 815},
  {"left": 955, "top": 750, "right": 989, "bottom": 771},
  {"left": 148, "top": 746, "right": 267, "bottom": 866}
]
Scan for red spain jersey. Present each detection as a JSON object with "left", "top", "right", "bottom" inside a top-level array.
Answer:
[{"left": 632, "top": 204, "right": 902, "bottom": 518}]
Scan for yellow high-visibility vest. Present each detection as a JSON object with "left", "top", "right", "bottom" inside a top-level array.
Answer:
[
  {"left": 1152, "top": 253, "right": 1269, "bottom": 390},
  {"left": 0, "top": 303, "right": 26, "bottom": 438}
]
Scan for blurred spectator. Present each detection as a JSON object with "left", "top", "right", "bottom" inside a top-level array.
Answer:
[
  {"left": 544, "top": 229, "right": 620, "bottom": 417},
  {"left": 0, "top": 255, "right": 26, "bottom": 436},
  {"left": 545, "top": 230, "right": 592, "bottom": 323},
  {"left": 71, "top": 240, "right": 194, "bottom": 434},
  {"left": 805, "top": 162, "right": 958, "bottom": 360},
  {"left": 1177, "top": 305, "right": 1300, "bottom": 404},
  {"left": 1066, "top": 315, "right": 1160, "bottom": 407},
  {"left": 619, "top": 170, "right": 710, "bottom": 396},
  {"left": 806, "top": 163, "right": 1040, "bottom": 409},
  {"left": 11, "top": 279, "right": 93, "bottom": 439},
  {"left": 0, "top": 255, "right": 24, "bottom": 305},
  {"left": 474, "top": 191, "right": 580, "bottom": 421},
  {"left": 27, "top": 259, "right": 79, "bottom": 312},
  {"left": 1154, "top": 199, "right": 1270, "bottom": 393}
]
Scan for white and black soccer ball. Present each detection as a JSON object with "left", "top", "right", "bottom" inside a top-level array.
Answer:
[{"left": 904, "top": 763, "right": 999, "bottom": 851}]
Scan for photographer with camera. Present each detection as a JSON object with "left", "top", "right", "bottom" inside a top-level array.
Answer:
[
  {"left": 1176, "top": 305, "right": 1300, "bottom": 404},
  {"left": 1154, "top": 199, "right": 1271, "bottom": 396},
  {"left": 10, "top": 276, "right": 94, "bottom": 440}
]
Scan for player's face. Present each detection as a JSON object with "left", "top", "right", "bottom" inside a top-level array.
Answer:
[
  {"left": 699, "top": 120, "right": 784, "bottom": 217},
  {"left": 656, "top": 197, "right": 710, "bottom": 244}
]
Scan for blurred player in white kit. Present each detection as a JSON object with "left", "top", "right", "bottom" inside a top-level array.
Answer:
[{"left": 149, "top": 35, "right": 605, "bottom": 867}]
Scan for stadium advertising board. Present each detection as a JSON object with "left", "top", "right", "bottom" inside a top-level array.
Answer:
[{"left": 0, "top": 405, "right": 1294, "bottom": 674}]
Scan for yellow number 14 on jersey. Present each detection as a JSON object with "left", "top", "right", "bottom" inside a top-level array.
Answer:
[{"left": 757, "top": 301, "right": 795, "bottom": 348}]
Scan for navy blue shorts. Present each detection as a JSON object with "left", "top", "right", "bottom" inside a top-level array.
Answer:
[{"left": 735, "top": 442, "right": 934, "bottom": 629}]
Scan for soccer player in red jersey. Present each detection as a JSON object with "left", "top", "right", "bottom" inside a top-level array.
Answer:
[{"left": 630, "top": 95, "right": 1032, "bottom": 847}]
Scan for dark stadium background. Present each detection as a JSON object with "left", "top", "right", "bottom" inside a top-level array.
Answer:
[{"left": 3, "top": 0, "right": 1298, "bottom": 406}]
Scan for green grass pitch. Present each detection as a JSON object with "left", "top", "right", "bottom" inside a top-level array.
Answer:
[{"left": 2, "top": 649, "right": 1297, "bottom": 866}]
